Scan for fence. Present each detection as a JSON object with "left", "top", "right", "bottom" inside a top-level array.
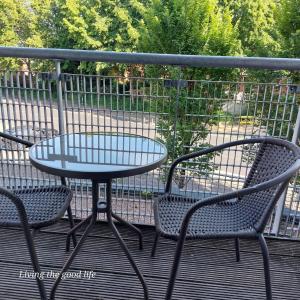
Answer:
[{"left": 0, "top": 47, "right": 300, "bottom": 238}]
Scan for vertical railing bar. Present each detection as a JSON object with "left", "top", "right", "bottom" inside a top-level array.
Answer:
[
  {"left": 22, "top": 72, "right": 29, "bottom": 134},
  {"left": 257, "top": 84, "right": 268, "bottom": 137},
  {"left": 285, "top": 89, "right": 297, "bottom": 139},
  {"left": 42, "top": 75, "right": 54, "bottom": 187},
  {"left": 4, "top": 72, "right": 12, "bottom": 132},
  {"left": 69, "top": 75, "right": 75, "bottom": 134},
  {"left": 171, "top": 66, "right": 183, "bottom": 162},
  {"left": 16, "top": 72, "right": 25, "bottom": 188},
  {"left": 22, "top": 71, "right": 34, "bottom": 187},
  {"left": 265, "top": 84, "right": 275, "bottom": 138},
  {"left": 9, "top": 72, "right": 18, "bottom": 188},
  {"left": 47, "top": 76, "right": 55, "bottom": 137},
  {"left": 76, "top": 75, "right": 81, "bottom": 132},
  {"left": 149, "top": 79, "right": 156, "bottom": 223},
  {"left": 135, "top": 79, "right": 139, "bottom": 135},
  {"left": 96, "top": 74, "right": 100, "bottom": 130},
  {"left": 35, "top": 72, "right": 47, "bottom": 186},
  {"left": 3, "top": 72, "right": 13, "bottom": 188},
  {"left": 0, "top": 72, "right": 6, "bottom": 134},
  {"left": 272, "top": 85, "right": 282, "bottom": 137},
  {"left": 89, "top": 76, "right": 93, "bottom": 132},
  {"left": 0, "top": 71, "right": 6, "bottom": 188},
  {"left": 103, "top": 76, "right": 106, "bottom": 131},
  {"left": 141, "top": 77, "right": 147, "bottom": 221},
  {"left": 35, "top": 73, "right": 42, "bottom": 137},
  {"left": 125, "top": 74, "right": 133, "bottom": 220},
  {"left": 10, "top": 72, "right": 18, "bottom": 132},
  {"left": 278, "top": 86, "right": 289, "bottom": 138},
  {"left": 83, "top": 75, "right": 87, "bottom": 132},
  {"left": 41, "top": 76, "right": 48, "bottom": 137},
  {"left": 28, "top": 72, "right": 36, "bottom": 134},
  {"left": 55, "top": 60, "right": 65, "bottom": 135},
  {"left": 63, "top": 76, "right": 69, "bottom": 136}
]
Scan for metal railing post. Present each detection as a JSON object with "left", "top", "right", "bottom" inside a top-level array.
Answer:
[
  {"left": 171, "top": 67, "right": 183, "bottom": 161},
  {"left": 55, "top": 60, "right": 65, "bottom": 135},
  {"left": 271, "top": 101, "right": 300, "bottom": 235}
]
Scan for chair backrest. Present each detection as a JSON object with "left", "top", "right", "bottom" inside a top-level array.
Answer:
[{"left": 240, "top": 138, "right": 300, "bottom": 232}]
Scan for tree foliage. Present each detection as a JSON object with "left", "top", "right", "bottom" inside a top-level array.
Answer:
[
  {"left": 221, "top": 0, "right": 281, "bottom": 57},
  {"left": 30, "top": 0, "right": 144, "bottom": 72},
  {"left": 277, "top": 0, "right": 300, "bottom": 59},
  {"left": 139, "top": 0, "right": 240, "bottom": 57},
  {"left": 0, "top": 0, "right": 42, "bottom": 69}
]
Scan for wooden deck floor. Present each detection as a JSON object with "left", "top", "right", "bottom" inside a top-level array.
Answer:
[{"left": 0, "top": 220, "right": 299, "bottom": 300}]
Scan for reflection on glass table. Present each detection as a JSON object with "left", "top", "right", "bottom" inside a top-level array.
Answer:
[{"left": 30, "top": 133, "right": 167, "bottom": 179}]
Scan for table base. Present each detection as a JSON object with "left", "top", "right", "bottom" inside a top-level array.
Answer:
[{"left": 50, "top": 180, "right": 149, "bottom": 300}]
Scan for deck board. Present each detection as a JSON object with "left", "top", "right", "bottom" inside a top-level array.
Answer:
[{"left": 0, "top": 221, "right": 299, "bottom": 299}]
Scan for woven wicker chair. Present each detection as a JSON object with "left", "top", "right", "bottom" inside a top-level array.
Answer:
[
  {"left": 152, "top": 137, "right": 300, "bottom": 300},
  {"left": 0, "top": 132, "right": 74, "bottom": 300}
]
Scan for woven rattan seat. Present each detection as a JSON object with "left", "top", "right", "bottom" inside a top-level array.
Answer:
[
  {"left": 155, "top": 195, "right": 257, "bottom": 239},
  {"left": 0, "top": 186, "right": 72, "bottom": 228},
  {"left": 152, "top": 137, "right": 300, "bottom": 300}
]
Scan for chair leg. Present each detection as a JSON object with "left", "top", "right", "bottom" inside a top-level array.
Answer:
[
  {"left": 67, "top": 205, "right": 77, "bottom": 248},
  {"left": 60, "top": 177, "right": 77, "bottom": 248},
  {"left": 258, "top": 234, "right": 272, "bottom": 300},
  {"left": 235, "top": 237, "right": 240, "bottom": 262},
  {"left": 23, "top": 228, "right": 47, "bottom": 300},
  {"left": 151, "top": 232, "right": 160, "bottom": 257},
  {"left": 165, "top": 235, "right": 186, "bottom": 300}
]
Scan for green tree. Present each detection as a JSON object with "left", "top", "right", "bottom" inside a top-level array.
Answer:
[
  {"left": 0, "top": 0, "right": 42, "bottom": 69},
  {"left": 276, "top": 0, "right": 300, "bottom": 81},
  {"left": 139, "top": 0, "right": 240, "bottom": 57},
  {"left": 32, "top": 0, "right": 143, "bottom": 72},
  {"left": 277, "top": 0, "right": 300, "bottom": 58},
  {"left": 138, "top": 0, "right": 240, "bottom": 188},
  {"left": 221, "top": 0, "right": 280, "bottom": 57}
]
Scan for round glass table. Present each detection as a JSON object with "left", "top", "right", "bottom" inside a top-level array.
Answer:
[{"left": 29, "top": 132, "right": 167, "bottom": 300}]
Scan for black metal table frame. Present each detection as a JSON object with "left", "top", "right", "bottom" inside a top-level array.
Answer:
[{"left": 50, "top": 178, "right": 148, "bottom": 300}]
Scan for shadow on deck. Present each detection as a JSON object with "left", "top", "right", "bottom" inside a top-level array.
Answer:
[{"left": 0, "top": 220, "right": 299, "bottom": 299}]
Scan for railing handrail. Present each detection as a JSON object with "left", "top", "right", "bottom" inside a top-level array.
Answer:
[{"left": 0, "top": 46, "right": 300, "bottom": 71}]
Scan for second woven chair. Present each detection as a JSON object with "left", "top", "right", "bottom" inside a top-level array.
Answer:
[
  {"left": 152, "top": 137, "right": 300, "bottom": 300},
  {"left": 0, "top": 132, "right": 75, "bottom": 300}
]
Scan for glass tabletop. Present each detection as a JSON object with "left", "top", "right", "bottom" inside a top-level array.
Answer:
[{"left": 29, "top": 132, "right": 167, "bottom": 180}]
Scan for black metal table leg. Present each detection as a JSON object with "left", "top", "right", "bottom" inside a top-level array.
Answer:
[
  {"left": 67, "top": 205, "right": 77, "bottom": 248},
  {"left": 61, "top": 177, "right": 77, "bottom": 249},
  {"left": 50, "top": 181, "right": 99, "bottom": 300},
  {"left": 50, "top": 218, "right": 96, "bottom": 299},
  {"left": 65, "top": 214, "right": 92, "bottom": 252},
  {"left": 106, "top": 180, "right": 149, "bottom": 300},
  {"left": 51, "top": 179, "right": 149, "bottom": 300},
  {"left": 112, "top": 212, "right": 143, "bottom": 250}
]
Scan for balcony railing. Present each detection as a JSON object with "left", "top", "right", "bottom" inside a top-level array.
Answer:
[{"left": 0, "top": 47, "right": 300, "bottom": 239}]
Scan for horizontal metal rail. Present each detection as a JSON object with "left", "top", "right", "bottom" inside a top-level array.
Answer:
[{"left": 0, "top": 47, "right": 300, "bottom": 70}]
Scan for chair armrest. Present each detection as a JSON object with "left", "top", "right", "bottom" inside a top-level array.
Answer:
[
  {"left": 165, "top": 137, "right": 268, "bottom": 193},
  {"left": 0, "top": 132, "right": 34, "bottom": 148}
]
